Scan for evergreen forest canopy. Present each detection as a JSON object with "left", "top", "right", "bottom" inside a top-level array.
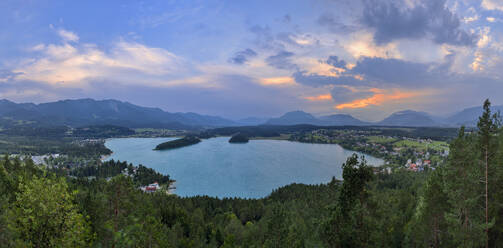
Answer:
[
  {"left": 154, "top": 136, "right": 202, "bottom": 150},
  {"left": 0, "top": 99, "right": 503, "bottom": 247},
  {"left": 228, "top": 133, "right": 250, "bottom": 143}
]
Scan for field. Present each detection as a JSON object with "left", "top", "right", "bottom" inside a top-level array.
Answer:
[
  {"left": 392, "top": 139, "right": 449, "bottom": 152},
  {"left": 366, "top": 135, "right": 397, "bottom": 143}
]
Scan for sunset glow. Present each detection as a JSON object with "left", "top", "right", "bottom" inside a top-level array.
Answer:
[
  {"left": 259, "top": 77, "right": 296, "bottom": 86},
  {"left": 335, "top": 90, "right": 419, "bottom": 109},
  {"left": 304, "top": 94, "right": 333, "bottom": 101}
]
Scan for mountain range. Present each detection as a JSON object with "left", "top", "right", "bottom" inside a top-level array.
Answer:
[
  {"left": 265, "top": 106, "right": 503, "bottom": 127},
  {"left": 0, "top": 98, "right": 500, "bottom": 128},
  {"left": 0, "top": 98, "right": 237, "bottom": 129},
  {"left": 266, "top": 111, "right": 369, "bottom": 126}
]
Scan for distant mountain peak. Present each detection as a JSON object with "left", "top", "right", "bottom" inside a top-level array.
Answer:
[
  {"left": 265, "top": 111, "right": 318, "bottom": 125},
  {"left": 447, "top": 104, "right": 503, "bottom": 127},
  {"left": 0, "top": 99, "right": 14, "bottom": 104},
  {"left": 391, "top": 110, "right": 428, "bottom": 116},
  {"left": 281, "top": 110, "right": 316, "bottom": 118},
  {"left": 379, "top": 110, "right": 437, "bottom": 127},
  {"left": 265, "top": 111, "right": 368, "bottom": 126}
]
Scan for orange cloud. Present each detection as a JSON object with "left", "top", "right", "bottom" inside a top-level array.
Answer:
[
  {"left": 335, "top": 90, "right": 418, "bottom": 109},
  {"left": 259, "top": 76, "right": 295, "bottom": 86},
  {"left": 304, "top": 93, "right": 333, "bottom": 101}
]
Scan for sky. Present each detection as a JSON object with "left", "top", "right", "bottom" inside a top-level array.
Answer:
[{"left": 1, "top": 0, "right": 503, "bottom": 121}]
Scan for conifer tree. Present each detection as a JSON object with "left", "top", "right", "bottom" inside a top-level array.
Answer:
[
  {"left": 477, "top": 99, "right": 500, "bottom": 247},
  {"left": 406, "top": 168, "right": 449, "bottom": 247},
  {"left": 444, "top": 127, "right": 485, "bottom": 247},
  {"left": 322, "top": 154, "right": 374, "bottom": 247}
]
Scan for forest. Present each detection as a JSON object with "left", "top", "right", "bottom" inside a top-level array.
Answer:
[
  {"left": 205, "top": 124, "right": 461, "bottom": 141},
  {"left": 0, "top": 100, "right": 502, "bottom": 247},
  {"left": 0, "top": 125, "right": 134, "bottom": 156}
]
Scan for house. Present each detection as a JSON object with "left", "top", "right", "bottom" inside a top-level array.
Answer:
[
  {"left": 143, "top": 182, "right": 161, "bottom": 193},
  {"left": 424, "top": 160, "right": 431, "bottom": 167},
  {"left": 416, "top": 159, "right": 423, "bottom": 167}
]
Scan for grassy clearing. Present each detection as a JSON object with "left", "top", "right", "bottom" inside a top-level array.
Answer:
[
  {"left": 392, "top": 139, "right": 448, "bottom": 151},
  {"left": 366, "top": 136, "right": 397, "bottom": 143}
]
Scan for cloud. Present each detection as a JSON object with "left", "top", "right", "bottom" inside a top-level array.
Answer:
[
  {"left": 331, "top": 86, "right": 375, "bottom": 104},
  {"left": 293, "top": 54, "right": 452, "bottom": 88},
  {"left": 0, "top": 69, "right": 23, "bottom": 82},
  {"left": 57, "top": 29, "right": 79, "bottom": 42},
  {"left": 259, "top": 76, "right": 295, "bottom": 86},
  {"left": 481, "top": 0, "right": 503, "bottom": 11},
  {"left": 343, "top": 31, "right": 402, "bottom": 59},
  {"left": 0, "top": 80, "right": 83, "bottom": 102},
  {"left": 248, "top": 25, "right": 318, "bottom": 51},
  {"left": 361, "top": 0, "right": 477, "bottom": 46},
  {"left": 265, "top": 51, "right": 298, "bottom": 70},
  {"left": 325, "top": 55, "right": 347, "bottom": 68},
  {"left": 293, "top": 71, "right": 364, "bottom": 87},
  {"left": 463, "top": 15, "right": 479, "bottom": 23},
  {"left": 334, "top": 88, "right": 422, "bottom": 109},
  {"left": 318, "top": 13, "right": 357, "bottom": 33},
  {"left": 304, "top": 93, "right": 332, "bottom": 101},
  {"left": 11, "top": 35, "right": 191, "bottom": 87},
  {"left": 350, "top": 56, "right": 436, "bottom": 85},
  {"left": 468, "top": 27, "right": 503, "bottom": 72},
  {"left": 291, "top": 48, "right": 503, "bottom": 111},
  {"left": 300, "top": 84, "right": 427, "bottom": 110},
  {"left": 249, "top": 25, "right": 285, "bottom": 50},
  {"left": 276, "top": 33, "right": 319, "bottom": 47},
  {"left": 229, "top": 48, "right": 257, "bottom": 65}
]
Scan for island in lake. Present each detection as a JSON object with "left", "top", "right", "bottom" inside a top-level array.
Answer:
[
  {"left": 229, "top": 133, "right": 249, "bottom": 143},
  {"left": 154, "top": 136, "right": 201, "bottom": 150}
]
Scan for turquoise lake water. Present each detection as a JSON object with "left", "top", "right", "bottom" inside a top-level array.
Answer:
[{"left": 104, "top": 137, "right": 383, "bottom": 199}]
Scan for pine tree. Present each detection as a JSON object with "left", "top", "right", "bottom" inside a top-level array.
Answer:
[
  {"left": 406, "top": 169, "right": 450, "bottom": 247},
  {"left": 322, "top": 154, "right": 374, "bottom": 247},
  {"left": 444, "top": 127, "right": 485, "bottom": 247},
  {"left": 477, "top": 99, "right": 500, "bottom": 247},
  {"left": 491, "top": 124, "right": 503, "bottom": 244}
]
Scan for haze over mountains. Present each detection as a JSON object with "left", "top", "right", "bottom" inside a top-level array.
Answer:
[{"left": 0, "top": 98, "right": 500, "bottom": 128}]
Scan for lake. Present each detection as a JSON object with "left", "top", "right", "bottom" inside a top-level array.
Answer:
[{"left": 104, "top": 137, "right": 383, "bottom": 198}]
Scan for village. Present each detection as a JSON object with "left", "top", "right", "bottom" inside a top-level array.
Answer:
[{"left": 289, "top": 128, "right": 450, "bottom": 172}]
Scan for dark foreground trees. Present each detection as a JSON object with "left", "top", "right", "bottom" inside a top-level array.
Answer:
[
  {"left": 405, "top": 99, "right": 503, "bottom": 247},
  {"left": 321, "top": 154, "right": 374, "bottom": 247},
  {"left": 0, "top": 160, "right": 92, "bottom": 247}
]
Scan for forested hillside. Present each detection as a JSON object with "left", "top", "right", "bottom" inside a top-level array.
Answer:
[{"left": 0, "top": 100, "right": 502, "bottom": 247}]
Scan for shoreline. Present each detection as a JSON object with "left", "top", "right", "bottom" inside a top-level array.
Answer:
[{"left": 100, "top": 153, "right": 112, "bottom": 161}]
